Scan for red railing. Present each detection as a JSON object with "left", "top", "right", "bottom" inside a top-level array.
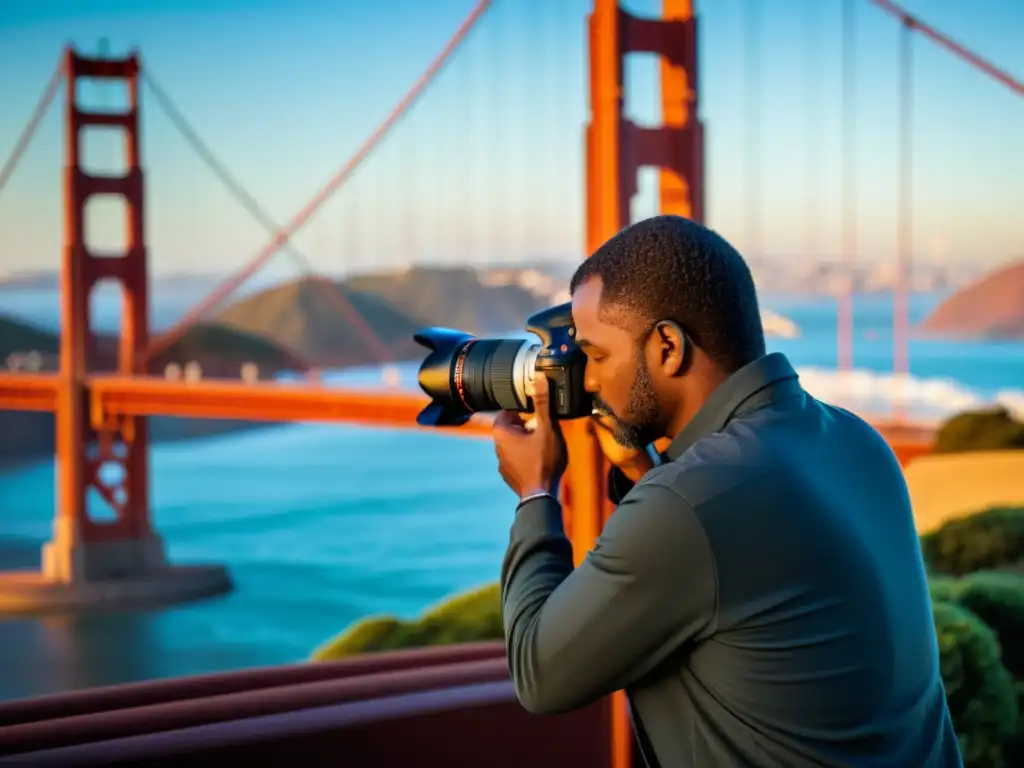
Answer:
[{"left": 0, "top": 643, "right": 619, "bottom": 766}]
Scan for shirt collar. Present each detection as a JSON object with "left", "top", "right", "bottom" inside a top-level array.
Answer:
[{"left": 664, "top": 352, "right": 803, "bottom": 462}]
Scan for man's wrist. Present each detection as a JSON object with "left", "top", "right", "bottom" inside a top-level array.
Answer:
[{"left": 519, "top": 487, "right": 559, "bottom": 505}]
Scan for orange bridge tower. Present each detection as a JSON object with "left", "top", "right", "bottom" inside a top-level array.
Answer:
[
  {"left": 0, "top": 48, "right": 230, "bottom": 613},
  {"left": 44, "top": 49, "right": 164, "bottom": 583},
  {"left": 563, "top": 2, "right": 705, "bottom": 767},
  {"left": 586, "top": 0, "right": 704, "bottom": 254}
]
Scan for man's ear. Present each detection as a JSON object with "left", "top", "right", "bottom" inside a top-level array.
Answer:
[{"left": 654, "top": 320, "right": 689, "bottom": 377}]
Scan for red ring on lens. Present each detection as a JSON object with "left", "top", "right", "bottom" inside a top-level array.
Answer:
[{"left": 453, "top": 340, "right": 476, "bottom": 409}]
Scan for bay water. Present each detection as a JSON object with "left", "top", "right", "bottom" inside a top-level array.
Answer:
[{"left": 0, "top": 287, "right": 1021, "bottom": 701}]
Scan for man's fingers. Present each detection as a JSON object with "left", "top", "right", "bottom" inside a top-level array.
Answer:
[
  {"left": 527, "top": 374, "right": 552, "bottom": 425},
  {"left": 494, "top": 409, "right": 528, "bottom": 434},
  {"left": 493, "top": 410, "right": 518, "bottom": 429}
]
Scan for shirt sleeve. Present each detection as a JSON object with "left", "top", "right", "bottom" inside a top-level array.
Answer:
[{"left": 499, "top": 478, "right": 719, "bottom": 715}]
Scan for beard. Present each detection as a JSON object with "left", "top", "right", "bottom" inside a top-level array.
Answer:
[{"left": 593, "top": 350, "right": 662, "bottom": 451}]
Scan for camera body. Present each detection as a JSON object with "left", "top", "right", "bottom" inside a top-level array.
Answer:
[
  {"left": 413, "top": 302, "right": 593, "bottom": 428},
  {"left": 523, "top": 303, "right": 591, "bottom": 421}
]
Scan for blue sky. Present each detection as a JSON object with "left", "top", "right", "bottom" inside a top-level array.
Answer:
[{"left": 0, "top": 0, "right": 1021, "bottom": 280}]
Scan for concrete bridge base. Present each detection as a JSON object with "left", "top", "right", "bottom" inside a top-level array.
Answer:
[
  {"left": 0, "top": 526, "right": 231, "bottom": 615},
  {"left": 0, "top": 565, "right": 232, "bottom": 616}
]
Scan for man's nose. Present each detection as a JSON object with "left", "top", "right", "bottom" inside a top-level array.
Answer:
[{"left": 583, "top": 364, "right": 599, "bottom": 394}]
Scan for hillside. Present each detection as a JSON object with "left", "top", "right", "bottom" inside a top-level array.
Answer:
[
  {"left": 344, "top": 266, "right": 548, "bottom": 334},
  {"left": 0, "top": 315, "right": 303, "bottom": 467},
  {"left": 1, "top": 266, "right": 554, "bottom": 464},
  {"left": 216, "top": 268, "right": 550, "bottom": 367},
  {"left": 215, "top": 277, "right": 423, "bottom": 367},
  {"left": 0, "top": 316, "right": 59, "bottom": 357},
  {"left": 143, "top": 322, "right": 306, "bottom": 375},
  {"left": 0, "top": 315, "right": 305, "bottom": 375},
  {"left": 921, "top": 259, "right": 1024, "bottom": 339}
]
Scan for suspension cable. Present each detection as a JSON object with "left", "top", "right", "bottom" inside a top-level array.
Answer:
[
  {"left": 744, "top": 0, "right": 761, "bottom": 262},
  {"left": 142, "top": 70, "right": 396, "bottom": 367},
  {"left": 868, "top": 0, "right": 1023, "bottom": 99},
  {"left": 144, "top": 0, "right": 494, "bottom": 365},
  {"left": 141, "top": 70, "right": 316, "bottom": 276},
  {"left": 838, "top": 0, "right": 856, "bottom": 372},
  {"left": 893, "top": 20, "right": 914, "bottom": 394},
  {"left": 0, "top": 66, "right": 63, "bottom": 202},
  {"left": 804, "top": 0, "right": 822, "bottom": 265}
]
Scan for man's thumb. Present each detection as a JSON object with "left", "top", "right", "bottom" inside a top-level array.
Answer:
[{"left": 529, "top": 373, "right": 552, "bottom": 423}]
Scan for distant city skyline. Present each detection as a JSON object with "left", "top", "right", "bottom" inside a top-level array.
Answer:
[{"left": 0, "top": 0, "right": 1021, "bottom": 279}]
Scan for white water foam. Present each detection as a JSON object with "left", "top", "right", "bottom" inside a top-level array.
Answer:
[{"left": 796, "top": 367, "right": 1024, "bottom": 424}]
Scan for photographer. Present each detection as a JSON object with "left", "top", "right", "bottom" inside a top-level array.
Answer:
[{"left": 492, "top": 216, "right": 961, "bottom": 768}]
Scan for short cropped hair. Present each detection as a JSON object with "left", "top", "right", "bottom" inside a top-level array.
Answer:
[{"left": 570, "top": 215, "right": 766, "bottom": 372}]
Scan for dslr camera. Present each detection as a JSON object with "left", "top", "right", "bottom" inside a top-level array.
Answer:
[{"left": 413, "top": 302, "right": 593, "bottom": 427}]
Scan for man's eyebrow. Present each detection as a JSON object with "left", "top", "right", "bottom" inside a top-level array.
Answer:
[{"left": 576, "top": 337, "right": 599, "bottom": 350}]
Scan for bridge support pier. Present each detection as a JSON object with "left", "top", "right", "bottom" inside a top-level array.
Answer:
[
  {"left": 0, "top": 48, "right": 230, "bottom": 615},
  {"left": 42, "top": 518, "right": 168, "bottom": 582}
]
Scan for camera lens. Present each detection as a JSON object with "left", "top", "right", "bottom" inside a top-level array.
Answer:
[{"left": 413, "top": 328, "right": 540, "bottom": 427}]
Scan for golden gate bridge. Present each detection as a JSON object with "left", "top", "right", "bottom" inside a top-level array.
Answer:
[{"left": 0, "top": 0, "right": 1020, "bottom": 763}]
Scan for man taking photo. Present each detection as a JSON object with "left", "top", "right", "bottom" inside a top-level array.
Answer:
[{"left": 492, "top": 215, "right": 962, "bottom": 768}]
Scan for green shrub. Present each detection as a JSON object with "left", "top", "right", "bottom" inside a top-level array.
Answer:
[
  {"left": 951, "top": 572, "right": 1024, "bottom": 681},
  {"left": 933, "top": 600, "right": 1019, "bottom": 767},
  {"left": 310, "top": 582, "right": 502, "bottom": 662},
  {"left": 930, "top": 575, "right": 965, "bottom": 604},
  {"left": 921, "top": 507, "right": 1024, "bottom": 576},
  {"left": 931, "top": 570, "right": 1024, "bottom": 766},
  {"left": 934, "top": 407, "right": 1024, "bottom": 454}
]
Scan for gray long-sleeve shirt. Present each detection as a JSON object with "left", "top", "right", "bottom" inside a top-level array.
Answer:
[{"left": 500, "top": 352, "right": 962, "bottom": 767}]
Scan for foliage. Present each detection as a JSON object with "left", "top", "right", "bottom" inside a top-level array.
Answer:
[
  {"left": 929, "top": 575, "right": 964, "bottom": 603},
  {"left": 948, "top": 572, "right": 1024, "bottom": 681},
  {"left": 933, "top": 601, "right": 1019, "bottom": 767},
  {"left": 934, "top": 408, "right": 1024, "bottom": 454},
  {"left": 310, "top": 582, "right": 502, "bottom": 662},
  {"left": 920, "top": 507, "right": 1024, "bottom": 576},
  {"left": 935, "top": 571, "right": 1024, "bottom": 766}
]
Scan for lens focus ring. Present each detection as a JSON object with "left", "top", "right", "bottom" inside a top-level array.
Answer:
[{"left": 457, "top": 339, "right": 526, "bottom": 413}]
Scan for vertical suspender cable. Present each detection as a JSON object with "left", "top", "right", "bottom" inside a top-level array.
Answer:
[
  {"left": 744, "top": 0, "right": 762, "bottom": 263},
  {"left": 540, "top": 0, "right": 557, "bottom": 267},
  {"left": 893, "top": 20, "right": 914, "bottom": 417},
  {"left": 805, "top": 0, "right": 822, "bottom": 265},
  {"left": 838, "top": 0, "right": 855, "bottom": 372}
]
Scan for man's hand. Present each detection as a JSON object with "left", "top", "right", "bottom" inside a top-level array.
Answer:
[
  {"left": 591, "top": 415, "right": 655, "bottom": 483},
  {"left": 493, "top": 374, "right": 567, "bottom": 499}
]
